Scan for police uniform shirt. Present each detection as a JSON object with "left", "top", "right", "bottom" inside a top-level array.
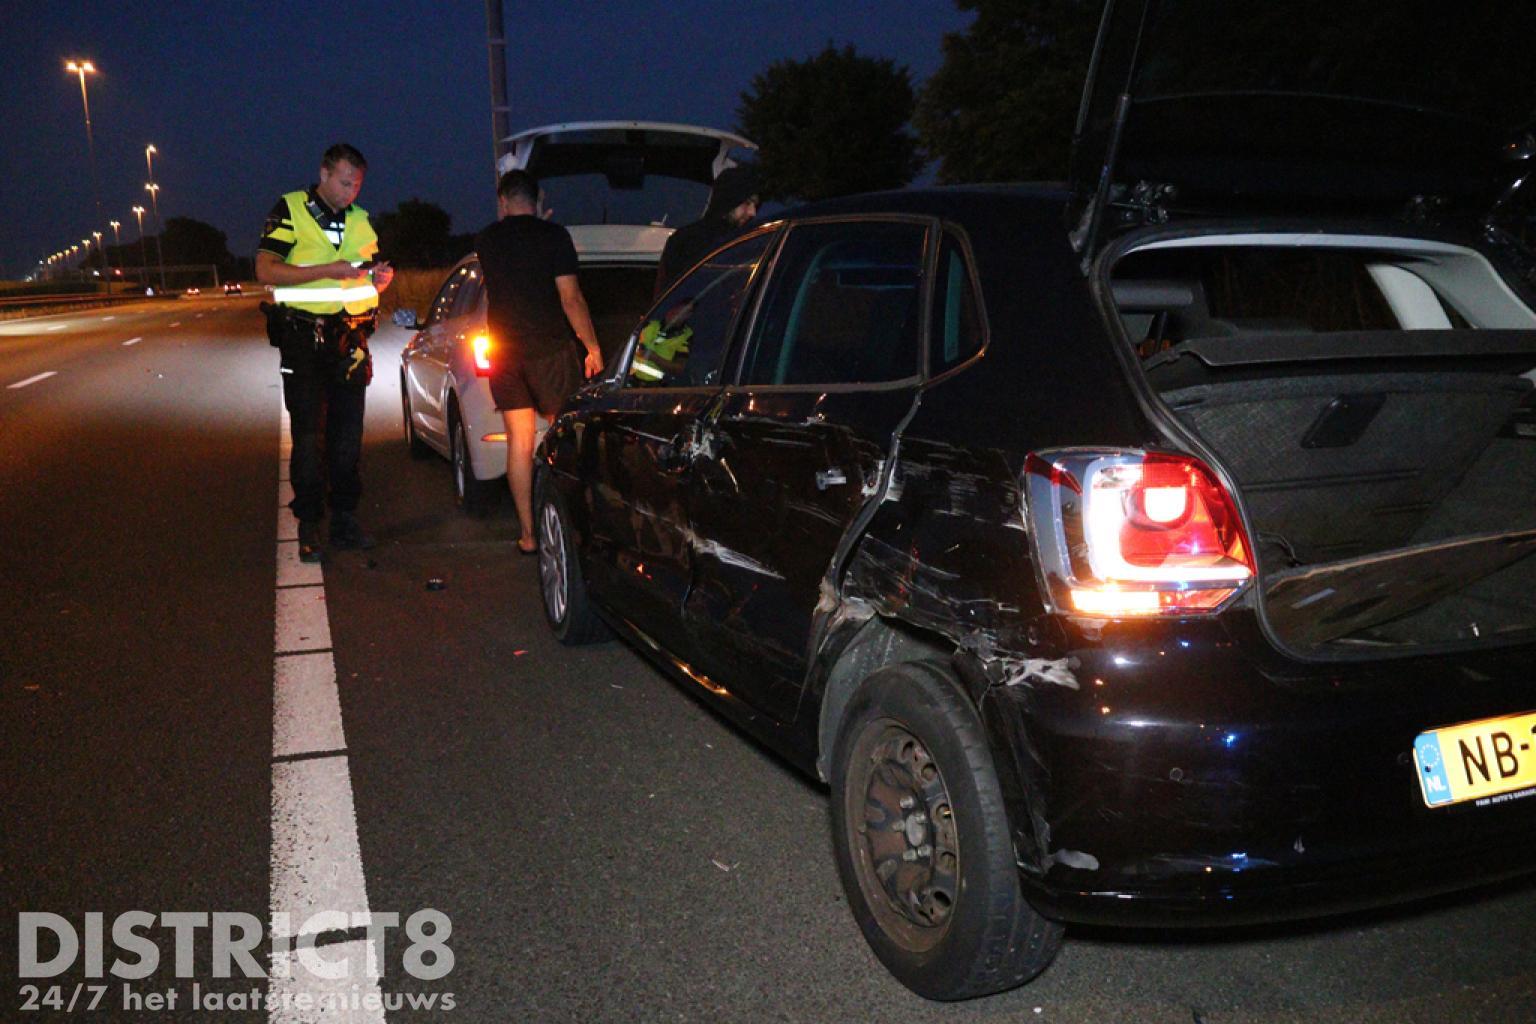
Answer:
[{"left": 258, "top": 186, "right": 350, "bottom": 261}]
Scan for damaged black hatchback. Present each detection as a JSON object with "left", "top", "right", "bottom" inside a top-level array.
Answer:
[{"left": 533, "top": 0, "right": 1536, "bottom": 1000}]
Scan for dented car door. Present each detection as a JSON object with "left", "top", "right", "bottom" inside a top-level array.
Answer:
[{"left": 683, "top": 219, "right": 929, "bottom": 723}]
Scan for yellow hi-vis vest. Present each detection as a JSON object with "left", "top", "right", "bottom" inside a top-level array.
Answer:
[{"left": 270, "top": 191, "right": 380, "bottom": 315}]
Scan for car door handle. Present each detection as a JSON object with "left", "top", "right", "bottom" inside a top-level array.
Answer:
[{"left": 816, "top": 468, "right": 847, "bottom": 490}]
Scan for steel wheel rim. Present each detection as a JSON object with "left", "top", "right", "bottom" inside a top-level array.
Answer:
[
  {"left": 453, "top": 422, "right": 468, "bottom": 500},
  {"left": 539, "top": 500, "right": 567, "bottom": 623},
  {"left": 845, "top": 719, "right": 960, "bottom": 952}
]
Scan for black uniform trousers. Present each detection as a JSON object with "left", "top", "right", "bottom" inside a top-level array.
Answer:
[{"left": 270, "top": 309, "right": 370, "bottom": 523}]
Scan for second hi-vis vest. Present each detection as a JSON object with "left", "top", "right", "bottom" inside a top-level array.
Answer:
[
  {"left": 630, "top": 318, "right": 693, "bottom": 382},
  {"left": 271, "top": 191, "right": 380, "bottom": 315}
]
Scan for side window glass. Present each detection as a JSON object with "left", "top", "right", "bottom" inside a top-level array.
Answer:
[
  {"left": 932, "top": 234, "right": 984, "bottom": 375},
  {"left": 740, "top": 221, "right": 926, "bottom": 387},
  {"left": 427, "top": 266, "right": 468, "bottom": 326},
  {"left": 627, "top": 231, "right": 774, "bottom": 389},
  {"left": 450, "top": 263, "right": 484, "bottom": 320}
]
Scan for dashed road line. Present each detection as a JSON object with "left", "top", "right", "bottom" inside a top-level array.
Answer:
[
  {"left": 102, "top": 315, "right": 116, "bottom": 321},
  {"left": 169, "top": 321, "right": 182, "bottom": 327},
  {"left": 8, "top": 371, "right": 57, "bottom": 390},
  {"left": 122, "top": 337, "right": 143, "bottom": 346},
  {"left": 46, "top": 324, "right": 67, "bottom": 332},
  {"left": 269, "top": 403, "right": 384, "bottom": 1023}
]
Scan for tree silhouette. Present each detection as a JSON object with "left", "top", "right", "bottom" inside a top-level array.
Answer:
[
  {"left": 916, "top": 0, "right": 1099, "bottom": 184},
  {"left": 737, "top": 44, "right": 923, "bottom": 203},
  {"left": 375, "top": 198, "right": 466, "bottom": 267},
  {"left": 161, "top": 217, "right": 233, "bottom": 266}
]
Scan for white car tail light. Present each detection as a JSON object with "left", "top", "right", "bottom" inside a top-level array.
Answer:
[
  {"left": 1024, "top": 449, "right": 1254, "bottom": 617},
  {"left": 472, "top": 333, "right": 493, "bottom": 377}
]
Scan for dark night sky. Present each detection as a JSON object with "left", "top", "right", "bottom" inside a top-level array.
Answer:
[{"left": 0, "top": 1, "right": 975, "bottom": 280}]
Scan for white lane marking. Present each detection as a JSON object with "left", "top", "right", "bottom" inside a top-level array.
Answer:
[
  {"left": 196, "top": 313, "right": 206, "bottom": 319},
  {"left": 275, "top": 588, "right": 332, "bottom": 654},
  {"left": 8, "top": 372, "right": 57, "bottom": 390},
  {"left": 270, "top": 758, "right": 374, "bottom": 922},
  {"left": 169, "top": 321, "right": 182, "bottom": 327},
  {"left": 102, "top": 315, "right": 116, "bottom": 321},
  {"left": 122, "top": 337, "right": 143, "bottom": 347},
  {"left": 277, "top": 542, "right": 323, "bottom": 588},
  {"left": 268, "top": 940, "right": 384, "bottom": 1024},
  {"left": 270, "top": 397, "right": 384, "bottom": 1021},
  {"left": 273, "top": 655, "right": 346, "bottom": 757},
  {"left": 46, "top": 324, "right": 67, "bottom": 332}
]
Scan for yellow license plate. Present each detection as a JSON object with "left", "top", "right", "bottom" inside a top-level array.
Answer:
[{"left": 1414, "top": 710, "right": 1536, "bottom": 808}]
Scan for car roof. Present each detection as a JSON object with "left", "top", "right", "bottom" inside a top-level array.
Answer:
[{"left": 764, "top": 184, "right": 1070, "bottom": 231}]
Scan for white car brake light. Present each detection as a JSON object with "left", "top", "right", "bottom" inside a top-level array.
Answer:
[
  {"left": 472, "top": 333, "right": 493, "bottom": 377},
  {"left": 1025, "top": 449, "right": 1254, "bottom": 617}
]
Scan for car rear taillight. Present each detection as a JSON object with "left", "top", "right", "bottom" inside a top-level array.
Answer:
[
  {"left": 471, "top": 333, "right": 493, "bottom": 377},
  {"left": 1024, "top": 449, "right": 1254, "bottom": 617}
]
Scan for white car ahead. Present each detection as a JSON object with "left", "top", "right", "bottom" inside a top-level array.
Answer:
[{"left": 398, "top": 121, "right": 755, "bottom": 512}]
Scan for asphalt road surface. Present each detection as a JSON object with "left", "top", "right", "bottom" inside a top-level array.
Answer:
[{"left": 4, "top": 298, "right": 1535, "bottom": 1023}]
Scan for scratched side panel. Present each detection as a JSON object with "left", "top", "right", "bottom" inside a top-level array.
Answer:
[{"left": 800, "top": 191, "right": 1165, "bottom": 873}]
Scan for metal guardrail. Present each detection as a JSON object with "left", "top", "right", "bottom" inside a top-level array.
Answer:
[
  {"left": 0, "top": 292, "right": 150, "bottom": 307},
  {"left": 0, "top": 292, "right": 166, "bottom": 320}
]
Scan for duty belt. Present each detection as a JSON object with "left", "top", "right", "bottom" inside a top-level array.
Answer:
[{"left": 270, "top": 303, "right": 375, "bottom": 328}]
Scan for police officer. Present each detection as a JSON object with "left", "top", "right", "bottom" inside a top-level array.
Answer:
[{"left": 257, "top": 143, "right": 394, "bottom": 562}]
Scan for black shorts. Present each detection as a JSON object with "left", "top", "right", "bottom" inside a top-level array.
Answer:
[{"left": 490, "top": 345, "right": 584, "bottom": 416}]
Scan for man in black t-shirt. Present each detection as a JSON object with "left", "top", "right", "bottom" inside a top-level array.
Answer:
[{"left": 474, "top": 169, "right": 601, "bottom": 554}]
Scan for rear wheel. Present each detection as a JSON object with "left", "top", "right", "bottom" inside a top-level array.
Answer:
[
  {"left": 451, "top": 408, "right": 499, "bottom": 515},
  {"left": 830, "top": 661, "right": 1063, "bottom": 1000},
  {"left": 401, "top": 372, "right": 431, "bottom": 459},
  {"left": 536, "top": 479, "right": 610, "bottom": 645}
]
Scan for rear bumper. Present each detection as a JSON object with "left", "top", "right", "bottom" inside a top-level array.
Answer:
[
  {"left": 460, "top": 376, "right": 506, "bottom": 482},
  {"left": 976, "top": 611, "right": 1536, "bottom": 928}
]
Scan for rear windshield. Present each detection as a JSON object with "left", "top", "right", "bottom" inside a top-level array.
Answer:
[{"left": 541, "top": 174, "right": 709, "bottom": 230}]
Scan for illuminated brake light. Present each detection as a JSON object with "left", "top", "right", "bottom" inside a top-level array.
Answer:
[
  {"left": 1026, "top": 449, "right": 1254, "bottom": 618},
  {"left": 472, "top": 333, "right": 493, "bottom": 376},
  {"left": 1069, "top": 587, "right": 1161, "bottom": 616}
]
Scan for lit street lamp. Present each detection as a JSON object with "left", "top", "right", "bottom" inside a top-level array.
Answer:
[
  {"left": 64, "top": 59, "right": 106, "bottom": 266},
  {"left": 132, "top": 205, "right": 149, "bottom": 286},
  {"left": 109, "top": 219, "right": 122, "bottom": 289},
  {"left": 145, "top": 181, "right": 166, "bottom": 290}
]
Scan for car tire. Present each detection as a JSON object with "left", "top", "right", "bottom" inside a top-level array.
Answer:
[
  {"left": 535, "top": 477, "right": 611, "bottom": 645},
  {"left": 401, "top": 373, "right": 431, "bottom": 460},
  {"left": 451, "top": 408, "right": 499, "bottom": 515},
  {"left": 830, "top": 660, "right": 1064, "bottom": 1000}
]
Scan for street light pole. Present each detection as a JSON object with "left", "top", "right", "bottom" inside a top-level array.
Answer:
[
  {"left": 109, "top": 219, "right": 122, "bottom": 291},
  {"left": 64, "top": 60, "right": 106, "bottom": 271},
  {"left": 485, "top": 0, "right": 512, "bottom": 185},
  {"left": 132, "top": 205, "right": 149, "bottom": 288},
  {"left": 145, "top": 182, "right": 167, "bottom": 291}
]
